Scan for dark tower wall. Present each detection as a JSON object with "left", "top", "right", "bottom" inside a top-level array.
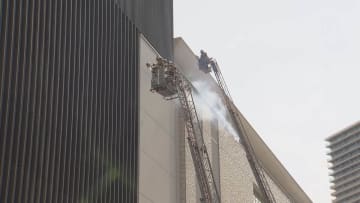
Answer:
[
  {"left": 0, "top": 0, "right": 174, "bottom": 202},
  {"left": 116, "top": 0, "right": 174, "bottom": 59}
]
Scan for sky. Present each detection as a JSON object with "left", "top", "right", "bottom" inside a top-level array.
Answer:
[{"left": 174, "top": 0, "right": 360, "bottom": 202}]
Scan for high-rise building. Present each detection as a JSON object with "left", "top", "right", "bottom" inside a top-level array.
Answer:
[
  {"left": 0, "top": 0, "right": 311, "bottom": 202},
  {"left": 0, "top": 0, "right": 172, "bottom": 202},
  {"left": 327, "top": 121, "right": 360, "bottom": 203}
]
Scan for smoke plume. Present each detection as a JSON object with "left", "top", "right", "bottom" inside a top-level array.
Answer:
[{"left": 192, "top": 80, "right": 240, "bottom": 143}]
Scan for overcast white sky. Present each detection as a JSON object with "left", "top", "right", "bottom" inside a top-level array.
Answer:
[{"left": 174, "top": 0, "right": 360, "bottom": 202}]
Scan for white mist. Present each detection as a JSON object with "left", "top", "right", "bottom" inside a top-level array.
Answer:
[{"left": 192, "top": 80, "right": 240, "bottom": 143}]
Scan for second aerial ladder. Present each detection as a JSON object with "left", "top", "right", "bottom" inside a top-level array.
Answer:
[{"left": 199, "top": 50, "right": 276, "bottom": 203}]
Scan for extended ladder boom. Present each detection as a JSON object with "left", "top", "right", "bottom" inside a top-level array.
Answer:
[
  {"left": 148, "top": 57, "right": 220, "bottom": 203},
  {"left": 199, "top": 51, "right": 276, "bottom": 203}
]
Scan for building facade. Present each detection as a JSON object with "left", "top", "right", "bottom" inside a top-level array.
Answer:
[
  {"left": 327, "top": 121, "right": 360, "bottom": 203},
  {"left": 0, "top": 0, "right": 312, "bottom": 202},
  {"left": 0, "top": 0, "right": 172, "bottom": 202}
]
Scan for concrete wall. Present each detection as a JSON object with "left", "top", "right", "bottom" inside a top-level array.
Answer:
[
  {"left": 219, "top": 132, "right": 292, "bottom": 203},
  {"left": 138, "top": 36, "right": 181, "bottom": 203}
]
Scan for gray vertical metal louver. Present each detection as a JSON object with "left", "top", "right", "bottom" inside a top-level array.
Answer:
[
  {"left": 115, "top": 0, "right": 174, "bottom": 60},
  {"left": 0, "top": 0, "right": 139, "bottom": 202}
]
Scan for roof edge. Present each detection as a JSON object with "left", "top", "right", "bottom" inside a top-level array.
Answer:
[{"left": 326, "top": 121, "right": 360, "bottom": 141}]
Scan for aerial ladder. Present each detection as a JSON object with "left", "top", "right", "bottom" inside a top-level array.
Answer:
[
  {"left": 147, "top": 57, "right": 221, "bottom": 203},
  {"left": 199, "top": 50, "right": 276, "bottom": 203}
]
